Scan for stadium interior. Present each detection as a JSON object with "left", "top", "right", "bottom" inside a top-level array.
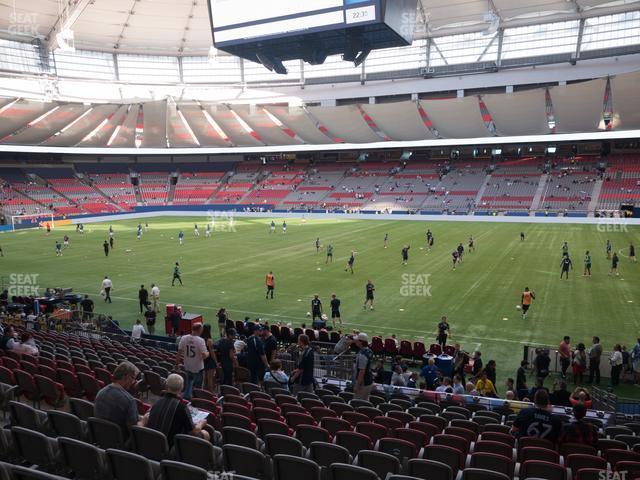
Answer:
[{"left": 0, "top": 1, "right": 639, "bottom": 480}]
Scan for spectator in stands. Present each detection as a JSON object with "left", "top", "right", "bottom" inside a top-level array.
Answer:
[
  {"left": 476, "top": 371, "right": 497, "bottom": 397},
  {"left": 217, "top": 308, "right": 229, "bottom": 338},
  {"left": 453, "top": 345, "right": 469, "bottom": 383},
  {"left": 516, "top": 360, "right": 529, "bottom": 400},
  {"left": 610, "top": 344, "right": 623, "bottom": 387},
  {"left": 372, "top": 360, "right": 385, "bottom": 384},
  {"left": 262, "top": 326, "right": 278, "bottom": 363},
  {"left": 263, "top": 359, "right": 289, "bottom": 390},
  {"left": 146, "top": 373, "right": 209, "bottom": 446},
  {"left": 505, "top": 377, "right": 515, "bottom": 394},
  {"left": 435, "top": 377, "right": 453, "bottom": 393},
  {"left": 80, "top": 295, "right": 94, "bottom": 322},
  {"left": 549, "top": 380, "right": 572, "bottom": 406},
  {"left": 144, "top": 305, "right": 156, "bottom": 335},
  {"left": 407, "top": 372, "right": 418, "bottom": 388},
  {"left": 94, "top": 361, "right": 146, "bottom": 438},
  {"left": 632, "top": 337, "right": 640, "bottom": 384},
  {"left": 391, "top": 364, "right": 410, "bottom": 387},
  {"left": 587, "top": 336, "right": 602, "bottom": 385},
  {"left": 247, "top": 324, "right": 269, "bottom": 385},
  {"left": 131, "top": 319, "right": 145, "bottom": 342},
  {"left": 0, "top": 326, "right": 17, "bottom": 350},
  {"left": 201, "top": 324, "right": 217, "bottom": 392},
  {"left": 352, "top": 333, "right": 374, "bottom": 400},
  {"left": 485, "top": 360, "right": 497, "bottom": 390},
  {"left": 291, "top": 334, "right": 315, "bottom": 394},
  {"left": 177, "top": 323, "right": 209, "bottom": 400},
  {"left": 529, "top": 378, "right": 549, "bottom": 399},
  {"left": 559, "top": 336, "right": 572, "bottom": 379},
  {"left": 572, "top": 342, "right": 587, "bottom": 384},
  {"left": 450, "top": 375, "right": 464, "bottom": 394},
  {"left": 534, "top": 348, "right": 551, "bottom": 382},
  {"left": 472, "top": 351, "right": 483, "bottom": 379},
  {"left": 465, "top": 382, "right": 478, "bottom": 396},
  {"left": 558, "top": 403, "right": 598, "bottom": 448},
  {"left": 216, "top": 328, "right": 238, "bottom": 386},
  {"left": 511, "top": 390, "right": 562, "bottom": 443},
  {"left": 421, "top": 358, "right": 439, "bottom": 390},
  {"left": 13, "top": 331, "right": 38, "bottom": 356}
]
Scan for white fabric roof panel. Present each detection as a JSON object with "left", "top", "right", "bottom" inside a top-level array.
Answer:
[
  {"left": 612, "top": 71, "right": 640, "bottom": 131},
  {"left": 0, "top": 99, "right": 55, "bottom": 139},
  {"left": 231, "top": 105, "right": 303, "bottom": 146},
  {"left": 167, "top": 103, "right": 199, "bottom": 148},
  {"left": 266, "top": 106, "right": 334, "bottom": 145},
  {"left": 420, "top": 97, "right": 490, "bottom": 138},
  {"left": 178, "top": 104, "right": 232, "bottom": 147},
  {"left": 141, "top": 100, "right": 168, "bottom": 148},
  {"left": 77, "top": 105, "right": 130, "bottom": 147},
  {"left": 483, "top": 89, "right": 550, "bottom": 136},
  {"left": 307, "top": 105, "right": 382, "bottom": 143},
  {"left": 109, "top": 104, "right": 140, "bottom": 148},
  {"left": 44, "top": 104, "right": 120, "bottom": 147},
  {"left": 206, "top": 104, "right": 263, "bottom": 147},
  {"left": 3, "top": 104, "right": 90, "bottom": 145},
  {"left": 362, "top": 102, "right": 436, "bottom": 141},
  {"left": 550, "top": 79, "right": 606, "bottom": 133}
]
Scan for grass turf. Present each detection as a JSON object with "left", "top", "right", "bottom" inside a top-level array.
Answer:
[{"left": 1, "top": 216, "right": 639, "bottom": 396}]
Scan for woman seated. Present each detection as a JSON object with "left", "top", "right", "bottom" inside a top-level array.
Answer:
[
  {"left": 569, "top": 387, "right": 592, "bottom": 409},
  {"left": 263, "top": 359, "right": 290, "bottom": 391}
]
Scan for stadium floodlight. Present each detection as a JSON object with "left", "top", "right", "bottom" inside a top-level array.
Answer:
[
  {"left": 56, "top": 28, "right": 75, "bottom": 53},
  {"left": 492, "top": 148, "right": 502, "bottom": 156},
  {"left": 256, "top": 53, "right": 287, "bottom": 75},
  {"left": 546, "top": 146, "right": 557, "bottom": 154}
]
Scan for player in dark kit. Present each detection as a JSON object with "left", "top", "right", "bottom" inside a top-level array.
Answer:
[
  {"left": 311, "top": 295, "right": 322, "bottom": 323},
  {"left": 560, "top": 255, "right": 573, "bottom": 280},
  {"left": 437, "top": 316, "right": 451, "bottom": 348},
  {"left": 452, "top": 250, "right": 459, "bottom": 270},
  {"left": 426, "top": 230, "right": 433, "bottom": 250},
  {"left": 315, "top": 238, "right": 320, "bottom": 253},
  {"left": 363, "top": 280, "right": 375, "bottom": 310},
  {"left": 583, "top": 251, "right": 592, "bottom": 277},
  {"left": 384, "top": 233, "right": 389, "bottom": 248},
  {"left": 345, "top": 251, "right": 355, "bottom": 274},
  {"left": 326, "top": 244, "right": 333, "bottom": 264},
  {"left": 520, "top": 232, "right": 525, "bottom": 241},
  {"left": 457, "top": 243, "right": 464, "bottom": 263},
  {"left": 109, "top": 236, "right": 114, "bottom": 249},
  {"left": 468, "top": 236, "right": 475, "bottom": 252},
  {"left": 610, "top": 252, "right": 619, "bottom": 276},
  {"left": 103, "top": 240, "right": 109, "bottom": 257},
  {"left": 330, "top": 294, "right": 342, "bottom": 328},
  {"left": 606, "top": 240, "right": 612, "bottom": 259},
  {"left": 401, "top": 245, "right": 410, "bottom": 265},
  {"left": 172, "top": 262, "right": 183, "bottom": 286},
  {"left": 630, "top": 243, "right": 636, "bottom": 262}
]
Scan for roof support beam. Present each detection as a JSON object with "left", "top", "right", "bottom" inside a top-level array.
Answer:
[
  {"left": 575, "top": 18, "right": 586, "bottom": 60},
  {"left": 45, "top": 0, "right": 93, "bottom": 52},
  {"left": 476, "top": 33, "right": 498, "bottom": 63}
]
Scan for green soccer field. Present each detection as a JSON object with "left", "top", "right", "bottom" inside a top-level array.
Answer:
[{"left": 1, "top": 216, "right": 639, "bottom": 395}]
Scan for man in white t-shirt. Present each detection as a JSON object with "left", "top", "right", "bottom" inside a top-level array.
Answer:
[
  {"left": 131, "top": 319, "right": 146, "bottom": 342},
  {"left": 101, "top": 276, "right": 113, "bottom": 303},
  {"left": 177, "top": 323, "right": 209, "bottom": 400},
  {"left": 150, "top": 284, "right": 160, "bottom": 313}
]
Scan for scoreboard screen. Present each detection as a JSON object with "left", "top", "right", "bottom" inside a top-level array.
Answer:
[{"left": 211, "top": 0, "right": 381, "bottom": 47}]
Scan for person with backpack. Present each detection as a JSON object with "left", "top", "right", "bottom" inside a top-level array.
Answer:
[{"left": 353, "top": 332, "right": 374, "bottom": 400}]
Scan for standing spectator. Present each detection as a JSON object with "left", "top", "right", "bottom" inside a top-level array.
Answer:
[
  {"left": 572, "top": 343, "right": 587, "bottom": 385},
  {"left": 558, "top": 403, "right": 598, "bottom": 448},
  {"left": 94, "top": 362, "right": 146, "bottom": 439},
  {"left": 146, "top": 374, "right": 209, "bottom": 446},
  {"left": 101, "top": 276, "right": 112, "bottom": 303},
  {"left": 587, "top": 336, "right": 602, "bottom": 385},
  {"left": 559, "top": 336, "right": 572, "bottom": 379},
  {"left": 131, "top": 319, "right": 145, "bottom": 342},
  {"left": 177, "top": 323, "right": 209, "bottom": 400},
  {"left": 352, "top": 333, "right": 374, "bottom": 400},
  {"left": 631, "top": 338, "right": 640, "bottom": 384},
  {"left": 485, "top": 360, "right": 497, "bottom": 391},
  {"left": 534, "top": 348, "right": 551, "bottom": 382},
  {"left": 217, "top": 308, "right": 229, "bottom": 338},
  {"left": 144, "top": 305, "right": 156, "bottom": 335},
  {"left": 138, "top": 285, "right": 149, "bottom": 314},
  {"left": 437, "top": 316, "right": 450, "bottom": 348},
  {"left": 247, "top": 325, "right": 269, "bottom": 384},
  {"left": 511, "top": 390, "right": 562, "bottom": 442},
  {"left": 516, "top": 360, "right": 529, "bottom": 400},
  {"left": 290, "top": 334, "right": 315, "bottom": 394},
  {"left": 263, "top": 359, "right": 289, "bottom": 390},
  {"left": 150, "top": 284, "right": 160, "bottom": 313},
  {"left": 391, "top": 365, "right": 410, "bottom": 387},
  {"left": 80, "top": 295, "right": 94, "bottom": 322},
  {"left": 216, "top": 329, "right": 238, "bottom": 386},
  {"left": 610, "top": 344, "right": 623, "bottom": 387},
  {"left": 201, "top": 324, "right": 217, "bottom": 392},
  {"left": 421, "top": 358, "right": 439, "bottom": 390},
  {"left": 262, "top": 326, "right": 278, "bottom": 363},
  {"left": 452, "top": 375, "right": 465, "bottom": 394},
  {"left": 453, "top": 345, "right": 469, "bottom": 384},
  {"left": 472, "top": 351, "right": 483, "bottom": 379}
]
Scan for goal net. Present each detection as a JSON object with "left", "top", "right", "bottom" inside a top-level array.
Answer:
[{"left": 10, "top": 213, "right": 55, "bottom": 231}]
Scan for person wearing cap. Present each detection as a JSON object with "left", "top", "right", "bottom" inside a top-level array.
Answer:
[
  {"left": 352, "top": 332, "right": 375, "bottom": 400},
  {"left": 291, "top": 334, "right": 315, "bottom": 394},
  {"left": 516, "top": 360, "right": 529, "bottom": 400},
  {"left": 558, "top": 403, "right": 598, "bottom": 447},
  {"left": 247, "top": 324, "right": 269, "bottom": 384},
  {"left": 216, "top": 328, "right": 238, "bottom": 386},
  {"left": 511, "top": 389, "right": 562, "bottom": 443},
  {"left": 177, "top": 323, "right": 209, "bottom": 400}
]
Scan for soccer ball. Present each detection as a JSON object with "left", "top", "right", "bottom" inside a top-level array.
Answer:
[
  {"left": 306, "top": 312, "right": 311, "bottom": 317},
  {"left": 321, "top": 314, "right": 328, "bottom": 321},
  {"left": 516, "top": 305, "right": 522, "bottom": 310}
]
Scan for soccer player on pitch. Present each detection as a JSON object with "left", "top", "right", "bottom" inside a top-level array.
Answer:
[
  {"left": 606, "top": 240, "right": 612, "bottom": 259},
  {"left": 270, "top": 220, "right": 275, "bottom": 233},
  {"left": 452, "top": 250, "right": 459, "bottom": 270},
  {"left": 401, "top": 245, "right": 410, "bottom": 265},
  {"left": 560, "top": 254, "right": 573, "bottom": 280},
  {"left": 311, "top": 295, "right": 323, "bottom": 324},
  {"left": 562, "top": 241, "right": 569, "bottom": 256},
  {"left": 326, "top": 244, "right": 333, "bottom": 264},
  {"left": 363, "top": 280, "right": 375, "bottom": 310},
  {"left": 205, "top": 223, "right": 212, "bottom": 238},
  {"left": 282, "top": 221, "right": 287, "bottom": 234},
  {"left": 520, "top": 231, "right": 525, "bottom": 241},
  {"left": 137, "top": 224, "right": 142, "bottom": 240},
  {"left": 55, "top": 241, "right": 63, "bottom": 257},
  {"left": 315, "top": 238, "right": 320, "bottom": 254},
  {"left": 457, "top": 243, "right": 464, "bottom": 263},
  {"left": 384, "top": 233, "right": 389, "bottom": 249},
  {"left": 265, "top": 271, "right": 275, "bottom": 299},
  {"left": 330, "top": 294, "right": 342, "bottom": 328},
  {"left": 178, "top": 230, "right": 184, "bottom": 246},
  {"left": 172, "top": 262, "right": 183, "bottom": 286},
  {"left": 109, "top": 236, "right": 114, "bottom": 250},
  {"left": 103, "top": 240, "right": 109, "bottom": 257},
  {"left": 584, "top": 251, "right": 592, "bottom": 277},
  {"left": 521, "top": 287, "right": 535, "bottom": 319},
  {"left": 345, "top": 251, "right": 355, "bottom": 274},
  {"left": 610, "top": 252, "right": 620, "bottom": 276},
  {"left": 630, "top": 243, "right": 636, "bottom": 262},
  {"left": 194, "top": 224, "right": 200, "bottom": 237},
  {"left": 469, "top": 235, "right": 475, "bottom": 252}
]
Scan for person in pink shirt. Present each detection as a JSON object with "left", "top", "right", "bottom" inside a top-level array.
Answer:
[{"left": 559, "top": 336, "right": 572, "bottom": 379}]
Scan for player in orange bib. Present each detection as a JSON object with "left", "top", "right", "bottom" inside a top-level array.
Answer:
[
  {"left": 521, "top": 287, "right": 535, "bottom": 320},
  {"left": 265, "top": 271, "right": 275, "bottom": 299}
]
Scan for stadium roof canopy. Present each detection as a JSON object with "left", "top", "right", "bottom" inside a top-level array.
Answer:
[{"left": 1, "top": 0, "right": 639, "bottom": 55}]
